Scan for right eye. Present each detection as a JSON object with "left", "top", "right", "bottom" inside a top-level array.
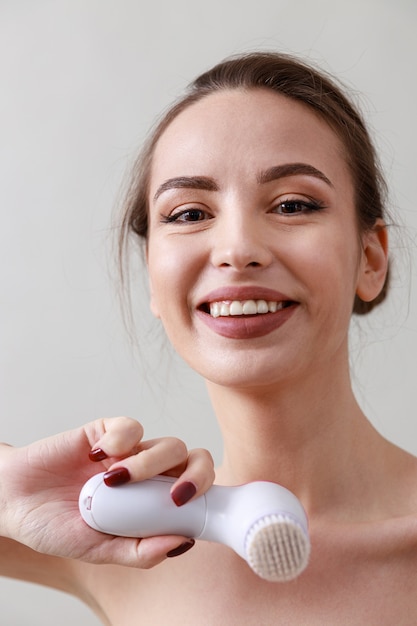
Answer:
[{"left": 161, "top": 208, "right": 211, "bottom": 223}]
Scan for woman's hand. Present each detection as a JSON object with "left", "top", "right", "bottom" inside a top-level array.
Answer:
[{"left": 0, "top": 417, "right": 215, "bottom": 568}]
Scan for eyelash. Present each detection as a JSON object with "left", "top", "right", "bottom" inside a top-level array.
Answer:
[{"left": 160, "top": 198, "right": 326, "bottom": 224}]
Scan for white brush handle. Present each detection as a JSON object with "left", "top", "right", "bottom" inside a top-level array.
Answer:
[{"left": 79, "top": 473, "right": 310, "bottom": 581}]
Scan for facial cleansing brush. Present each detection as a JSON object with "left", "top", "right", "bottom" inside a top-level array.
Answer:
[{"left": 79, "top": 473, "right": 310, "bottom": 582}]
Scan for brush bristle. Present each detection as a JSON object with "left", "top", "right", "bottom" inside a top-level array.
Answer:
[{"left": 245, "top": 514, "right": 310, "bottom": 582}]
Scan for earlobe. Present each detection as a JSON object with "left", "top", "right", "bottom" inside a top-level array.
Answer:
[{"left": 356, "top": 220, "right": 389, "bottom": 303}]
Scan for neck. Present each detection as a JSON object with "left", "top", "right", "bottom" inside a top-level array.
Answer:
[{"left": 207, "top": 362, "right": 384, "bottom": 518}]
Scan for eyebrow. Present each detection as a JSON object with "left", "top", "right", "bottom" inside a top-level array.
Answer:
[
  {"left": 153, "top": 176, "right": 219, "bottom": 201},
  {"left": 257, "top": 163, "right": 333, "bottom": 187},
  {"left": 153, "top": 162, "right": 333, "bottom": 201}
]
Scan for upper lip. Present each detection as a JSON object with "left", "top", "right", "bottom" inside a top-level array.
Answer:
[{"left": 197, "top": 286, "right": 296, "bottom": 308}]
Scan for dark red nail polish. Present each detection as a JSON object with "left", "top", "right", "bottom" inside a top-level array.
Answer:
[
  {"left": 89, "top": 448, "right": 108, "bottom": 462},
  {"left": 171, "top": 481, "right": 197, "bottom": 507},
  {"left": 103, "top": 467, "right": 130, "bottom": 487},
  {"left": 166, "top": 539, "right": 195, "bottom": 558}
]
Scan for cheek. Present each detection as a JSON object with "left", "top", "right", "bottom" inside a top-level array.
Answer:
[
  {"left": 147, "top": 239, "right": 195, "bottom": 324},
  {"left": 290, "top": 226, "right": 361, "bottom": 308},
  {"left": 149, "top": 283, "right": 160, "bottom": 319},
  {"left": 147, "top": 245, "right": 171, "bottom": 320},
  {"left": 148, "top": 261, "right": 170, "bottom": 320}
]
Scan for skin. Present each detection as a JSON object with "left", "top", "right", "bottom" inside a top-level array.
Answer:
[
  {"left": 2, "top": 88, "right": 417, "bottom": 625},
  {"left": 147, "top": 87, "right": 391, "bottom": 499},
  {"left": 148, "top": 90, "right": 383, "bottom": 396}
]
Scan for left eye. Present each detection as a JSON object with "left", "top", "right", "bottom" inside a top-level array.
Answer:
[{"left": 272, "top": 200, "right": 321, "bottom": 215}]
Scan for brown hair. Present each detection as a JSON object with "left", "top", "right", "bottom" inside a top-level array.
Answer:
[{"left": 119, "top": 51, "right": 389, "bottom": 314}]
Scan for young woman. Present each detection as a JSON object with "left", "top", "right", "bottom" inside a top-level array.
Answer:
[{"left": 1, "top": 52, "right": 417, "bottom": 625}]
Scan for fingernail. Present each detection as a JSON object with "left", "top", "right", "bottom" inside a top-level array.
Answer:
[
  {"left": 103, "top": 467, "right": 130, "bottom": 487},
  {"left": 166, "top": 539, "right": 195, "bottom": 558},
  {"left": 89, "top": 448, "right": 108, "bottom": 462},
  {"left": 171, "top": 481, "right": 197, "bottom": 507}
]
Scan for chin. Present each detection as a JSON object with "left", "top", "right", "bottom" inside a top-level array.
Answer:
[{"left": 188, "top": 351, "right": 298, "bottom": 391}]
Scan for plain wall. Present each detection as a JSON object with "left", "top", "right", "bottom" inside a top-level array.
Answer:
[{"left": 1, "top": 1, "right": 416, "bottom": 623}]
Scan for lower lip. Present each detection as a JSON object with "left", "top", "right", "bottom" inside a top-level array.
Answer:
[{"left": 195, "top": 304, "right": 298, "bottom": 339}]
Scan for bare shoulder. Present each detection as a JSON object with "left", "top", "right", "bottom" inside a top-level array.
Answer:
[
  {"left": 67, "top": 440, "right": 417, "bottom": 626},
  {"left": 358, "top": 439, "right": 417, "bottom": 548},
  {"left": 385, "top": 440, "right": 417, "bottom": 516}
]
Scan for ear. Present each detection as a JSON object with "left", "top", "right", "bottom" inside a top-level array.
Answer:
[{"left": 356, "top": 219, "right": 389, "bottom": 303}]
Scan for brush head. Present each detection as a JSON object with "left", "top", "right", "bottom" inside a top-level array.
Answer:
[{"left": 245, "top": 514, "right": 310, "bottom": 582}]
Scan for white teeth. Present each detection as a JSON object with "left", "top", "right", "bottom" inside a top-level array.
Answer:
[
  {"left": 257, "top": 300, "right": 269, "bottom": 314},
  {"left": 220, "top": 303, "right": 230, "bottom": 316},
  {"left": 209, "top": 299, "right": 286, "bottom": 318},
  {"left": 243, "top": 300, "right": 257, "bottom": 315},
  {"left": 230, "top": 301, "right": 244, "bottom": 315}
]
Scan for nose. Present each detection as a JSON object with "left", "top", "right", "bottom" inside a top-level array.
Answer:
[{"left": 210, "top": 211, "right": 273, "bottom": 271}]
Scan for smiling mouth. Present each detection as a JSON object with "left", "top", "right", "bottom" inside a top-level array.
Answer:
[{"left": 200, "top": 299, "right": 295, "bottom": 318}]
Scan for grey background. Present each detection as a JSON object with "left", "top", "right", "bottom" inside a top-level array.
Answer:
[{"left": 1, "top": 1, "right": 416, "bottom": 623}]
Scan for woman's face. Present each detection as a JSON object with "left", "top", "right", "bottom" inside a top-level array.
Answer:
[{"left": 146, "top": 89, "right": 383, "bottom": 388}]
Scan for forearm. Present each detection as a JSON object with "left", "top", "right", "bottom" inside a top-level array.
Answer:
[
  {"left": 0, "top": 442, "right": 76, "bottom": 591},
  {"left": 0, "top": 536, "right": 76, "bottom": 593}
]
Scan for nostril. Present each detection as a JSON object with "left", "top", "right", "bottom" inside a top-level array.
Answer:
[
  {"left": 213, "top": 246, "right": 272, "bottom": 271},
  {"left": 218, "top": 261, "right": 261, "bottom": 268}
]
